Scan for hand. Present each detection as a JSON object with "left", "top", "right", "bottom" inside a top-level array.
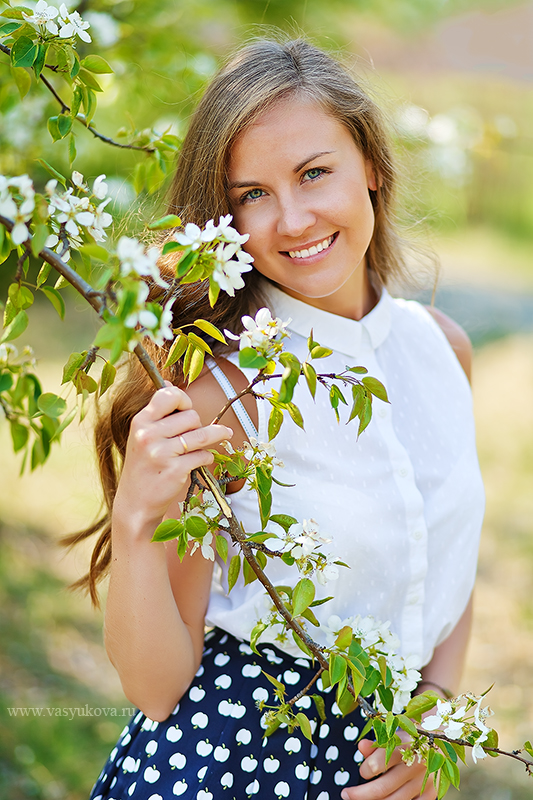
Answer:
[
  {"left": 114, "top": 382, "right": 233, "bottom": 528},
  {"left": 341, "top": 738, "right": 437, "bottom": 800}
]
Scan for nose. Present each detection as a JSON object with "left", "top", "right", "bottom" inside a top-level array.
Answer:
[{"left": 276, "top": 193, "right": 316, "bottom": 239}]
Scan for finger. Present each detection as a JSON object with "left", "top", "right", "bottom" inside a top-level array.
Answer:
[
  {"left": 341, "top": 762, "right": 423, "bottom": 800},
  {"left": 358, "top": 739, "right": 402, "bottom": 780},
  {"left": 142, "top": 386, "right": 193, "bottom": 421},
  {"left": 172, "top": 424, "right": 233, "bottom": 456}
]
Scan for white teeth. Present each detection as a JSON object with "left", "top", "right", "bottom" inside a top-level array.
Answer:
[{"left": 288, "top": 235, "right": 334, "bottom": 259}]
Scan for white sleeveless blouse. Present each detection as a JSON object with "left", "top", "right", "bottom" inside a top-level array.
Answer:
[{"left": 205, "top": 285, "right": 485, "bottom": 669}]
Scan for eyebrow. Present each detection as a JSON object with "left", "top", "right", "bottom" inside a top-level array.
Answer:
[{"left": 227, "top": 150, "right": 335, "bottom": 191}]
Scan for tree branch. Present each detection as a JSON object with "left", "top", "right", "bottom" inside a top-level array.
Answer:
[{"left": 0, "top": 43, "right": 155, "bottom": 152}]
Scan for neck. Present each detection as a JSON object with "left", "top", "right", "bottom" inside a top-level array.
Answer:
[{"left": 279, "top": 266, "right": 379, "bottom": 321}]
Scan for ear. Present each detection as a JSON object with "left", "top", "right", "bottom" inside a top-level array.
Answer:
[{"left": 365, "top": 160, "right": 378, "bottom": 192}]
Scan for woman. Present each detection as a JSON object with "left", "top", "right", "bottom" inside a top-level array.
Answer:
[{"left": 84, "top": 38, "right": 484, "bottom": 800}]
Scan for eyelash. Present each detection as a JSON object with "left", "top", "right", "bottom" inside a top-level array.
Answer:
[{"left": 238, "top": 167, "right": 329, "bottom": 205}]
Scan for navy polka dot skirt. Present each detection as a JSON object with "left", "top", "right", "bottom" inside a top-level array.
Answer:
[{"left": 90, "top": 627, "right": 370, "bottom": 800}]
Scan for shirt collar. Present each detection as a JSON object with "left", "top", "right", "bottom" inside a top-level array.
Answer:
[{"left": 263, "top": 283, "right": 392, "bottom": 357}]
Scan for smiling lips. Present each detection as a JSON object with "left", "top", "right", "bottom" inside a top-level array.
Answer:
[{"left": 286, "top": 233, "right": 337, "bottom": 259}]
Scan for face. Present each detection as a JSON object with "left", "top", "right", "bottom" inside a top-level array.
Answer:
[{"left": 227, "top": 97, "right": 378, "bottom": 319}]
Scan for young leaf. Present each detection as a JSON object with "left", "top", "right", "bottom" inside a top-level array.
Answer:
[
  {"left": 303, "top": 361, "right": 317, "bottom": 399},
  {"left": 227, "top": 554, "right": 241, "bottom": 592},
  {"left": 185, "top": 516, "right": 208, "bottom": 538},
  {"left": 312, "top": 694, "right": 326, "bottom": 723},
  {"left": 164, "top": 333, "right": 188, "bottom": 368},
  {"left": 79, "top": 67, "right": 103, "bottom": 92},
  {"left": 262, "top": 671, "right": 285, "bottom": 693},
  {"left": 310, "top": 345, "right": 332, "bottom": 359},
  {"left": 99, "top": 360, "right": 116, "bottom": 396},
  {"left": 187, "top": 346, "right": 205, "bottom": 384},
  {"left": 1, "top": 310, "right": 28, "bottom": 343},
  {"left": 404, "top": 692, "right": 439, "bottom": 720},
  {"left": 243, "top": 557, "right": 258, "bottom": 586},
  {"left": 47, "top": 116, "right": 61, "bottom": 143},
  {"left": 80, "top": 54, "right": 113, "bottom": 74},
  {"left": 36, "top": 159, "right": 67, "bottom": 188},
  {"left": 188, "top": 332, "right": 213, "bottom": 355},
  {"left": 0, "top": 372, "right": 13, "bottom": 392},
  {"left": 296, "top": 712, "right": 313, "bottom": 742},
  {"left": 10, "top": 421, "right": 29, "bottom": 453},
  {"left": 10, "top": 35, "right": 36, "bottom": 68},
  {"left": 10, "top": 65, "right": 31, "bottom": 98},
  {"left": 269, "top": 514, "right": 297, "bottom": 532},
  {"left": 360, "top": 665, "right": 381, "bottom": 698},
  {"left": 151, "top": 518, "right": 184, "bottom": 543},
  {"left": 291, "top": 630, "right": 313, "bottom": 657},
  {"left": 148, "top": 214, "right": 182, "bottom": 230},
  {"left": 68, "top": 132, "right": 77, "bottom": 166},
  {"left": 239, "top": 347, "right": 268, "bottom": 370},
  {"left": 193, "top": 319, "right": 226, "bottom": 344},
  {"left": 292, "top": 578, "right": 315, "bottom": 617},
  {"left": 329, "top": 653, "right": 347, "bottom": 687},
  {"left": 335, "top": 625, "right": 353, "bottom": 650},
  {"left": 31, "top": 223, "right": 49, "bottom": 257},
  {"left": 39, "top": 286, "right": 65, "bottom": 319},
  {"left": 215, "top": 534, "right": 228, "bottom": 563},
  {"left": 268, "top": 406, "right": 283, "bottom": 441},
  {"left": 37, "top": 392, "right": 67, "bottom": 419},
  {"left": 396, "top": 714, "right": 418, "bottom": 737},
  {"left": 286, "top": 402, "right": 304, "bottom": 429},
  {"left": 358, "top": 395, "right": 373, "bottom": 437},
  {"left": 362, "top": 376, "right": 389, "bottom": 403},
  {"left": 249, "top": 621, "right": 267, "bottom": 654}
]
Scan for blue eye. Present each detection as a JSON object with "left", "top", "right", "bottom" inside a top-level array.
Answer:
[{"left": 241, "top": 188, "right": 264, "bottom": 203}]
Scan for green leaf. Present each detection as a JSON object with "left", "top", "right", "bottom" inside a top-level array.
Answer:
[
  {"left": 74, "top": 370, "right": 98, "bottom": 395},
  {"left": 239, "top": 347, "right": 268, "bottom": 370},
  {"left": 310, "top": 345, "right": 332, "bottom": 359},
  {"left": 151, "top": 518, "right": 184, "bottom": 543},
  {"left": 50, "top": 405, "right": 77, "bottom": 441},
  {"left": 0, "top": 22, "right": 22, "bottom": 35},
  {"left": 0, "top": 371, "right": 13, "bottom": 392},
  {"left": 329, "top": 653, "right": 347, "bottom": 687},
  {"left": 47, "top": 116, "right": 61, "bottom": 143},
  {"left": 227, "top": 554, "right": 241, "bottom": 592},
  {"left": 312, "top": 694, "right": 326, "bottom": 722},
  {"left": 1, "top": 310, "right": 28, "bottom": 343},
  {"left": 193, "top": 319, "right": 226, "bottom": 344},
  {"left": 208, "top": 277, "right": 220, "bottom": 308},
  {"left": 10, "top": 65, "right": 31, "bottom": 98},
  {"left": 362, "top": 376, "right": 389, "bottom": 403},
  {"left": 100, "top": 360, "right": 116, "bottom": 396},
  {"left": 83, "top": 87, "right": 97, "bottom": 123},
  {"left": 442, "top": 756, "right": 461, "bottom": 787},
  {"left": 78, "top": 67, "right": 103, "bottom": 91},
  {"left": 427, "top": 749, "right": 445, "bottom": 775},
  {"left": 437, "top": 771, "right": 452, "bottom": 800},
  {"left": 148, "top": 214, "right": 182, "bottom": 230},
  {"left": 164, "top": 334, "right": 188, "bottom": 368},
  {"left": 243, "top": 556, "right": 258, "bottom": 586},
  {"left": 37, "top": 392, "right": 67, "bottom": 419},
  {"left": 68, "top": 133, "right": 77, "bottom": 166},
  {"left": 36, "top": 159, "right": 67, "bottom": 188},
  {"left": 31, "top": 223, "right": 49, "bottom": 257},
  {"left": 187, "top": 346, "right": 205, "bottom": 384},
  {"left": 335, "top": 625, "right": 353, "bottom": 650},
  {"left": 187, "top": 331, "right": 213, "bottom": 355},
  {"left": 185, "top": 515, "right": 208, "bottom": 538},
  {"left": 291, "top": 630, "right": 313, "bottom": 657},
  {"left": 292, "top": 578, "right": 315, "bottom": 617},
  {"left": 269, "top": 514, "right": 297, "bottom": 532},
  {"left": 360, "top": 665, "right": 381, "bottom": 698},
  {"left": 347, "top": 366, "right": 368, "bottom": 374},
  {"left": 303, "top": 361, "right": 317, "bottom": 399},
  {"left": 57, "top": 113, "right": 73, "bottom": 138},
  {"left": 296, "top": 712, "right": 313, "bottom": 742},
  {"left": 62, "top": 352, "right": 86, "bottom": 384},
  {"left": 39, "top": 287, "right": 65, "bottom": 319},
  {"left": 249, "top": 620, "right": 267, "bottom": 654},
  {"left": 396, "top": 714, "right": 418, "bottom": 737},
  {"left": 385, "top": 732, "right": 402, "bottom": 766},
  {"left": 358, "top": 395, "right": 373, "bottom": 437},
  {"left": 80, "top": 54, "right": 113, "bottom": 74},
  {"left": 404, "top": 691, "right": 439, "bottom": 721},
  {"left": 2, "top": 8, "right": 35, "bottom": 21},
  {"left": 79, "top": 243, "right": 109, "bottom": 262},
  {"left": 11, "top": 35, "right": 36, "bottom": 67},
  {"left": 262, "top": 671, "right": 285, "bottom": 693},
  {"left": 10, "top": 420, "right": 29, "bottom": 453},
  {"left": 215, "top": 534, "right": 228, "bottom": 562},
  {"left": 286, "top": 402, "right": 304, "bottom": 429},
  {"left": 268, "top": 406, "right": 283, "bottom": 441},
  {"left": 33, "top": 42, "right": 47, "bottom": 78},
  {"left": 377, "top": 684, "right": 394, "bottom": 712}
]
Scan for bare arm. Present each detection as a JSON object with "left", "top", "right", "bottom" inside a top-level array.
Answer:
[{"left": 103, "top": 383, "right": 233, "bottom": 721}]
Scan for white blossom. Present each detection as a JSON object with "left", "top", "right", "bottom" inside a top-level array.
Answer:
[
  {"left": 45, "top": 179, "right": 58, "bottom": 196},
  {"left": 174, "top": 222, "right": 210, "bottom": 250},
  {"left": 92, "top": 174, "right": 108, "bottom": 200},
  {"left": 117, "top": 236, "right": 167, "bottom": 288},
  {"left": 190, "top": 531, "right": 215, "bottom": 561},
  {"left": 88, "top": 197, "right": 113, "bottom": 242},
  {"left": 0, "top": 194, "right": 32, "bottom": 245},
  {"left": 316, "top": 555, "right": 339, "bottom": 585},
  {"left": 215, "top": 213, "right": 249, "bottom": 245},
  {"left": 58, "top": 4, "right": 92, "bottom": 42},
  {"left": 212, "top": 243, "right": 253, "bottom": 297},
  {"left": 22, "top": 0, "right": 59, "bottom": 35},
  {"left": 226, "top": 307, "right": 290, "bottom": 352},
  {"left": 71, "top": 171, "right": 87, "bottom": 190},
  {"left": 49, "top": 189, "right": 94, "bottom": 237}
]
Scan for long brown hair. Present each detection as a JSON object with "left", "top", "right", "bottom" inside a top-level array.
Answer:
[{"left": 65, "top": 36, "right": 409, "bottom": 603}]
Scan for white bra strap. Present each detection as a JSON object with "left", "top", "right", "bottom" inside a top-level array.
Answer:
[{"left": 209, "top": 362, "right": 258, "bottom": 440}]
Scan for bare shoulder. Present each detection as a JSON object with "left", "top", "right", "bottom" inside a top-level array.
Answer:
[{"left": 425, "top": 306, "right": 472, "bottom": 383}]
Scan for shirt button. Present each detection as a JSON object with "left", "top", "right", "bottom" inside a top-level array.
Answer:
[
  {"left": 378, "top": 407, "right": 387, "bottom": 418},
  {"left": 412, "top": 530, "right": 423, "bottom": 541},
  {"left": 398, "top": 467, "right": 408, "bottom": 477},
  {"left": 409, "top": 594, "right": 419, "bottom": 605}
]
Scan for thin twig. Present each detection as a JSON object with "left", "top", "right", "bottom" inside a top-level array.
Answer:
[
  {"left": 0, "top": 43, "right": 155, "bottom": 152},
  {"left": 287, "top": 667, "right": 325, "bottom": 707}
]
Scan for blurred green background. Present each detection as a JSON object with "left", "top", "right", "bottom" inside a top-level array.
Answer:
[{"left": 1, "top": 0, "right": 533, "bottom": 797}]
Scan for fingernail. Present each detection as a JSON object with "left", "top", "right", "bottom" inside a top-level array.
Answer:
[
  {"left": 341, "top": 792, "right": 349, "bottom": 800},
  {"left": 226, "top": 427, "right": 233, "bottom": 436}
]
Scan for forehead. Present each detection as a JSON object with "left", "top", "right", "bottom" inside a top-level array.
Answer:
[{"left": 228, "top": 97, "right": 359, "bottom": 177}]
